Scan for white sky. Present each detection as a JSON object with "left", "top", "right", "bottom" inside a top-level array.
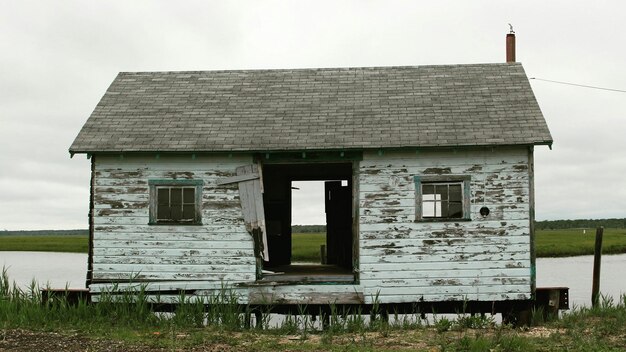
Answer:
[{"left": 1, "top": 1, "right": 625, "bottom": 230}]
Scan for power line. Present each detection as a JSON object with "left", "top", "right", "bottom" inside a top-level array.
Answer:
[{"left": 529, "top": 77, "right": 626, "bottom": 93}]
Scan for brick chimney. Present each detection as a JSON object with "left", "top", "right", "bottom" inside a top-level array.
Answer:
[{"left": 506, "top": 29, "right": 516, "bottom": 63}]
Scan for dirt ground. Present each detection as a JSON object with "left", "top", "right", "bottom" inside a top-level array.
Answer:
[
  {"left": 0, "top": 329, "right": 239, "bottom": 352},
  {"left": 0, "top": 327, "right": 566, "bottom": 351}
]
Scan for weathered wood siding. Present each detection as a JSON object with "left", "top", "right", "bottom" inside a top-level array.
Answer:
[
  {"left": 90, "top": 147, "right": 535, "bottom": 306},
  {"left": 90, "top": 154, "right": 256, "bottom": 292},
  {"left": 358, "top": 147, "right": 533, "bottom": 303}
]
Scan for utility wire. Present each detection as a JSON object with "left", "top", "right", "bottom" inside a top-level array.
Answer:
[{"left": 530, "top": 77, "right": 626, "bottom": 93}]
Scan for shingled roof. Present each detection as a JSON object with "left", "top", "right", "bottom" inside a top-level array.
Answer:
[{"left": 69, "top": 63, "right": 552, "bottom": 154}]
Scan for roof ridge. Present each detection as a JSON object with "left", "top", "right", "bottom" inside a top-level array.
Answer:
[{"left": 117, "top": 62, "right": 521, "bottom": 75}]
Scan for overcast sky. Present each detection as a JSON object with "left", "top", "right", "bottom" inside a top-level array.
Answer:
[{"left": 1, "top": 0, "right": 625, "bottom": 230}]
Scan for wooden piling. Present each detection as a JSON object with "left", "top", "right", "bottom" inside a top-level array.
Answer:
[{"left": 591, "top": 227, "right": 604, "bottom": 308}]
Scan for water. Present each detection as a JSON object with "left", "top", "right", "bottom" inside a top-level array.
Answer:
[
  {"left": 1, "top": 251, "right": 88, "bottom": 289},
  {"left": 1, "top": 251, "right": 625, "bottom": 308},
  {"left": 536, "top": 254, "right": 626, "bottom": 307}
]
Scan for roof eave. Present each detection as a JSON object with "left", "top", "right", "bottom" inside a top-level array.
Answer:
[{"left": 68, "top": 140, "right": 555, "bottom": 156}]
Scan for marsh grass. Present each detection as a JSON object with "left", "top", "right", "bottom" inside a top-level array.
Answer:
[
  {"left": 0, "top": 235, "right": 88, "bottom": 253},
  {"left": 291, "top": 232, "right": 326, "bottom": 262},
  {"left": 536, "top": 228, "right": 626, "bottom": 257}
]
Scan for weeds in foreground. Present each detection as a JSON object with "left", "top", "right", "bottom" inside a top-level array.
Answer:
[{"left": 2, "top": 269, "right": 626, "bottom": 351}]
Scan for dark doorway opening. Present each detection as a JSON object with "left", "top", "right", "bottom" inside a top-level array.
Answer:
[{"left": 261, "top": 162, "right": 355, "bottom": 283}]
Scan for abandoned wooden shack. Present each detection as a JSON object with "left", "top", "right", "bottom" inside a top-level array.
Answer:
[{"left": 69, "top": 61, "right": 553, "bottom": 316}]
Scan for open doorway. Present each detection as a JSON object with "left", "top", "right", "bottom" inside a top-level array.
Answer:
[{"left": 261, "top": 162, "right": 355, "bottom": 283}]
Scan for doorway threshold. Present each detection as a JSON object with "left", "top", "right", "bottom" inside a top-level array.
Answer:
[{"left": 259, "top": 264, "right": 354, "bottom": 284}]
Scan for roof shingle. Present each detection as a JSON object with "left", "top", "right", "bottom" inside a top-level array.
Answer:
[{"left": 69, "top": 63, "right": 552, "bottom": 153}]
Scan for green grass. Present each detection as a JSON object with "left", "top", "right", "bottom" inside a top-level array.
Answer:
[
  {"left": 292, "top": 232, "right": 326, "bottom": 263},
  {"left": 0, "top": 235, "right": 88, "bottom": 253},
  {"left": 536, "top": 228, "right": 626, "bottom": 257}
]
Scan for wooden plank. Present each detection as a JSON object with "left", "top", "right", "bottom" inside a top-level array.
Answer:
[
  {"left": 360, "top": 147, "right": 529, "bottom": 161},
  {"left": 90, "top": 294, "right": 248, "bottom": 305},
  {"left": 359, "top": 188, "right": 529, "bottom": 205},
  {"left": 357, "top": 213, "right": 534, "bottom": 224},
  {"left": 360, "top": 164, "right": 531, "bottom": 176},
  {"left": 359, "top": 177, "right": 530, "bottom": 192},
  {"left": 360, "top": 235, "right": 530, "bottom": 247},
  {"left": 95, "top": 206, "right": 243, "bottom": 217},
  {"left": 94, "top": 192, "right": 149, "bottom": 202},
  {"left": 361, "top": 267, "right": 531, "bottom": 280},
  {"left": 235, "top": 164, "right": 268, "bottom": 261},
  {"left": 236, "top": 166, "right": 254, "bottom": 229},
  {"left": 89, "top": 281, "right": 247, "bottom": 293},
  {"left": 93, "top": 216, "right": 149, "bottom": 225},
  {"left": 359, "top": 254, "right": 529, "bottom": 266},
  {"left": 363, "top": 284, "right": 531, "bottom": 297},
  {"left": 92, "top": 272, "right": 255, "bottom": 282},
  {"left": 358, "top": 205, "right": 529, "bottom": 219},
  {"left": 94, "top": 215, "right": 243, "bottom": 226},
  {"left": 93, "top": 263, "right": 255, "bottom": 273},
  {"left": 94, "top": 255, "right": 255, "bottom": 266},
  {"left": 360, "top": 243, "right": 530, "bottom": 257},
  {"left": 95, "top": 239, "right": 253, "bottom": 250},
  {"left": 361, "top": 227, "right": 530, "bottom": 240},
  {"left": 95, "top": 186, "right": 149, "bottom": 194},
  {"left": 528, "top": 146, "right": 537, "bottom": 296},
  {"left": 360, "top": 246, "right": 531, "bottom": 259},
  {"left": 358, "top": 277, "right": 531, "bottom": 289},
  {"left": 95, "top": 178, "right": 149, "bottom": 187},
  {"left": 201, "top": 192, "right": 240, "bottom": 201},
  {"left": 216, "top": 172, "right": 259, "bottom": 185},
  {"left": 359, "top": 253, "right": 530, "bottom": 270},
  {"left": 93, "top": 224, "right": 248, "bottom": 233},
  {"left": 93, "top": 248, "right": 253, "bottom": 258},
  {"left": 363, "top": 292, "right": 531, "bottom": 304},
  {"left": 93, "top": 231, "right": 251, "bottom": 242},
  {"left": 359, "top": 218, "right": 529, "bottom": 232},
  {"left": 247, "top": 285, "right": 364, "bottom": 305},
  {"left": 252, "top": 175, "right": 269, "bottom": 260},
  {"left": 96, "top": 153, "right": 252, "bottom": 166}
]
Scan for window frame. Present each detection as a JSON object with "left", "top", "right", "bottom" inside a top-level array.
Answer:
[
  {"left": 148, "top": 179, "right": 203, "bottom": 225},
  {"left": 414, "top": 175, "right": 471, "bottom": 222}
]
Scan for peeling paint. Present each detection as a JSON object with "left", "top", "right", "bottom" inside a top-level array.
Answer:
[
  {"left": 165, "top": 171, "right": 195, "bottom": 179},
  {"left": 464, "top": 165, "right": 483, "bottom": 173},
  {"left": 431, "top": 279, "right": 461, "bottom": 286},
  {"left": 203, "top": 201, "right": 241, "bottom": 210},
  {"left": 97, "top": 209, "right": 134, "bottom": 216},
  {"left": 513, "top": 164, "right": 528, "bottom": 172},
  {"left": 381, "top": 208, "right": 402, "bottom": 215},
  {"left": 422, "top": 167, "right": 451, "bottom": 174}
]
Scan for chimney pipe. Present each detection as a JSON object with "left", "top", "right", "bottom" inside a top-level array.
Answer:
[{"left": 506, "top": 29, "right": 516, "bottom": 63}]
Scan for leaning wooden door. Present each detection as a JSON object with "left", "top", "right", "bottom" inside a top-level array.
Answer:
[{"left": 218, "top": 164, "right": 269, "bottom": 264}]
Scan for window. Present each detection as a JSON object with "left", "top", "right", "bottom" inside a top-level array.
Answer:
[
  {"left": 415, "top": 175, "right": 470, "bottom": 221},
  {"left": 149, "top": 180, "right": 203, "bottom": 225}
]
